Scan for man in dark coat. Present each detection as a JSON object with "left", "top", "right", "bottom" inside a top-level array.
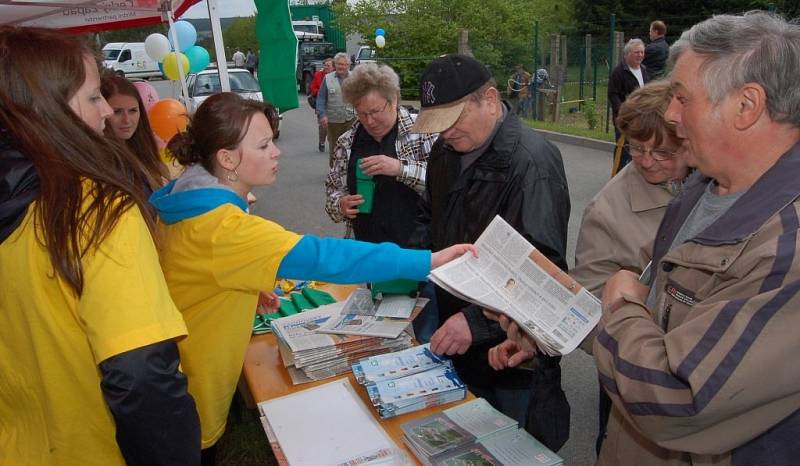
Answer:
[
  {"left": 643, "top": 20, "right": 669, "bottom": 78},
  {"left": 409, "top": 54, "right": 572, "bottom": 451},
  {"left": 608, "top": 38, "right": 651, "bottom": 172}
]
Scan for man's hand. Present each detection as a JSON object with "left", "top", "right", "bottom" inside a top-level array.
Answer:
[
  {"left": 602, "top": 270, "right": 648, "bottom": 315},
  {"left": 431, "top": 244, "right": 478, "bottom": 269},
  {"left": 339, "top": 194, "right": 364, "bottom": 219},
  {"left": 430, "top": 312, "right": 472, "bottom": 356},
  {"left": 488, "top": 339, "right": 535, "bottom": 370},
  {"left": 360, "top": 155, "right": 402, "bottom": 177},
  {"left": 319, "top": 115, "right": 329, "bottom": 127},
  {"left": 483, "top": 310, "right": 539, "bottom": 356}
]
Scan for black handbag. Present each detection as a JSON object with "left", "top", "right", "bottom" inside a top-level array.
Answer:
[{"left": 307, "top": 94, "right": 316, "bottom": 109}]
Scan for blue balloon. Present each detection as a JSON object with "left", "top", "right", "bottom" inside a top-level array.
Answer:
[
  {"left": 158, "top": 61, "right": 168, "bottom": 79},
  {"left": 185, "top": 45, "right": 210, "bottom": 73},
  {"left": 375, "top": 28, "right": 385, "bottom": 37},
  {"left": 169, "top": 20, "right": 197, "bottom": 52}
]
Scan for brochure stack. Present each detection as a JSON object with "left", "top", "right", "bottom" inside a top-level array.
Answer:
[
  {"left": 401, "top": 398, "right": 564, "bottom": 466},
  {"left": 272, "top": 301, "right": 415, "bottom": 384},
  {"left": 351, "top": 344, "right": 467, "bottom": 419}
]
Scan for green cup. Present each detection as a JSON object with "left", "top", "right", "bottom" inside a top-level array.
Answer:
[
  {"left": 356, "top": 178, "right": 375, "bottom": 213},
  {"left": 355, "top": 160, "right": 374, "bottom": 213}
]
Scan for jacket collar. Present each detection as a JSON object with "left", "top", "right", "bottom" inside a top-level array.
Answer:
[
  {"left": 624, "top": 165, "right": 675, "bottom": 213},
  {"left": 695, "top": 141, "right": 800, "bottom": 244}
]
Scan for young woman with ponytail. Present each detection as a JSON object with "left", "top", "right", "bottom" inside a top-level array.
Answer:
[{"left": 149, "top": 92, "right": 476, "bottom": 464}]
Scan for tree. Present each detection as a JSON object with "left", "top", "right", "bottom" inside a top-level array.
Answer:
[
  {"left": 333, "top": 0, "right": 571, "bottom": 97},
  {"left": 223, "top": 16, "right": 258, "bottom": 56},
  {"left": 572, "top": 0, "right": 799, "bottom": 42}
]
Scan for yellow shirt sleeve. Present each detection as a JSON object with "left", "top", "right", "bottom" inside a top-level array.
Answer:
[
  {"left": 209, "top": 208, "right": 302, "bottom": 292},
  {"left": 78, "top": 206, "right": 187, "bottom": 363}
]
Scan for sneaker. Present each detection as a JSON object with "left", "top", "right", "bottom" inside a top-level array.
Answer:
[{"left": 318, "top": 143, "right": 325, "bottom": 152}]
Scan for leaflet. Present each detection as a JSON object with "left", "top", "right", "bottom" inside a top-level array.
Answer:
[
  {"left": 317, "top": 313, "right": 411, "bottom": 339},
  {"left": 428, "top": 215, "right": 601, "bottom": 355},
  {"left": 352, "top": 343, "right": 450, "bottom": 384},
  {"left": 366, "top": 365, "right": 465, "bottom": 407}
]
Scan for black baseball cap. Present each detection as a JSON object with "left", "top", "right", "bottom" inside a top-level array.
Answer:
[{"left": 411, "top": 54, "right": 492, "bottom": 133}]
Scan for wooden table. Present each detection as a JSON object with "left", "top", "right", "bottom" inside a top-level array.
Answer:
[{"left": 241, "top": 284, "right": 473, "bottom": 464}]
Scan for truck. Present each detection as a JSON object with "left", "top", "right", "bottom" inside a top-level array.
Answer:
[
  {"left": 296, "top": 39, "right": 336, "bottom": 95},
  {"left": 102, "top": 42, "right": 161, "bottom": 79},
  {"left": 292, "top": 20, "right": 325, "bottom": 41}
]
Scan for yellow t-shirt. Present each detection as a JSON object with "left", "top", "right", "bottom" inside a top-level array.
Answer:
[
  {"left": 158, "top": 204, "right": 301, "bottom": 447},
  {"left": 0, "top": 202, "right": 187, "bottom": 465}
]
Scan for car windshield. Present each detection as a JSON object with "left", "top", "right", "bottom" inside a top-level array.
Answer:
[
  {"left": 103, "top": 49, "right": 121, "bottom": 60},
  {"left": 358, "top": 48, "right": 376, "bottom": 60},
  {"left": 194, "top": 72, "right": 260, "bottom": 96},
  {"left": 294, "top": 24, "right": 318, "bottom": 33}
]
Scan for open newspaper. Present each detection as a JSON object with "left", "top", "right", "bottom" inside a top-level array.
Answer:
[{"left": 428, "top": 215, "right": 600, "bottom": 355}]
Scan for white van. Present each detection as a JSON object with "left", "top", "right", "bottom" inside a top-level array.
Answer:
[{"left": 102, "top": 42, "right": 161, "bottom": 79}]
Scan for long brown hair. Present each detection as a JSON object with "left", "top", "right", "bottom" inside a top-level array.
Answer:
[
  {"left": 0, "top": 26, "right": 158, "bottom": 295},
  {"left": 101, "top": 74, "right": 168, "bottom": 183},
  {"left": 168, "top": 92, "right": 279, "bottom": 171}
]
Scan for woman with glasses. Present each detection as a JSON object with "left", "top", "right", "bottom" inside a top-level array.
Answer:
[{"left": 324, "top": 63, "right": 436, "bottom": 247}]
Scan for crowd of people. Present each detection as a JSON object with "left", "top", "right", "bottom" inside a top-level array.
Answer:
[{"left": 3, "top": 9, "right": 800, "bottom": 466}]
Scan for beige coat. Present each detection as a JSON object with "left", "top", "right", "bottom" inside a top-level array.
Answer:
[
  {"left": 572, "top": 163, "right": 675, "bottom": 354},
  {"left": 594, "top": 148, "right": 800, "bottom": 466}
]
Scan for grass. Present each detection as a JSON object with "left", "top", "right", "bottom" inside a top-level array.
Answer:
[
  {"left": 524, "top": 115, "right": 616, "bottom": 143},
  {"left": 215, "top": 393, "right": 277, "bottom": 466}
]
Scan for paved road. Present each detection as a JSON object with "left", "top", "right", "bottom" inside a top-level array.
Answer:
[{"left": 153, "top": 80, "right": 615, "bottom": 465}]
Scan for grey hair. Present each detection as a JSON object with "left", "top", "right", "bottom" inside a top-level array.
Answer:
[
  {"left": 669, "top": 11, "right": 800, "bottom": 126},
  {"left": 624, "top": 38, "right": 645, "bottom": 56},
  {"left": 342, "top": 63, "right": 400, "bottom": 104},
  {"left": 333, "top": 52, "right": 350, "bottom": 64}
]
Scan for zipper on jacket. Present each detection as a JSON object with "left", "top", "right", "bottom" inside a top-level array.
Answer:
[{"left": 661, "top": 304, "right": 672, "bottom": 331}]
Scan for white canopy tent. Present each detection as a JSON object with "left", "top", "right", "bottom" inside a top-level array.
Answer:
[{"left": 0, "top": 0, "right": 232, "bottom": 92}]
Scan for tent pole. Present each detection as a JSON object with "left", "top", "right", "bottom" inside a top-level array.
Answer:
[{"left": 206, "top": 0, "right": 231, "bottom": 92}]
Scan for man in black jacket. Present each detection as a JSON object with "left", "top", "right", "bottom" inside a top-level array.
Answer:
[
  {"left": 608, "top": 38, "right": 651, "bottom": 172},
  {"left": 409, "top": 54, "right": 571, "bottom": 451},
  {"left": 643, "top": 20, "right": 669, "bottom": 78}
]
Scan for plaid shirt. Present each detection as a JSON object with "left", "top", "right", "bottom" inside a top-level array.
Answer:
[{"left": 324, "top": 106, "right": 437, "bottom": 231}]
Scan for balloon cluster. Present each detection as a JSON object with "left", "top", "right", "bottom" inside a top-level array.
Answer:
[
  {"left": 144, "top": 21, "right": 209, "bottom": 80},
  {"left": 375, "top": 28, "right": 386, "bottom": 49},
  {"left": 130, "top": 78, "right": 189, "bottom": 144}
]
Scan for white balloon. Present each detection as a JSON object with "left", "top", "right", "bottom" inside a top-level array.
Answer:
[
  {"left": 375, "top": 35, "right": 386, "bottom": 49},
  {"left": 145, "top": 33, "right": 171, "bottom": 61}
]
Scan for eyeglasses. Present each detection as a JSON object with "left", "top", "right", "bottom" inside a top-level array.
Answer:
[
  {"left": 624, "top": 143, "right": 679, "bottom": 161},
  {"left": 356, "top": 100, "right": 390, "bottom": 120}
]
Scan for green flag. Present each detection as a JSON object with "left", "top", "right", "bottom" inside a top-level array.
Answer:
[{"left": 254, "top": 0, "right": 298, "bottom": 112}]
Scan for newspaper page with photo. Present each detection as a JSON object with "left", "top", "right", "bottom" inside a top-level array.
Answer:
[{"left": 429, "top": 215, "right": 600, "bottom": 355}]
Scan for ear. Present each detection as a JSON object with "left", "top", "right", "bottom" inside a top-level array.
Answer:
[
  {"left": 733, "top": 83, "right": 767, "bottom": 131},
  {"left": 485, "top": 86, "right": 501, "bottom": 113},
  {"left": 215, "top": 148, "right": 240, "bottom": 172}
]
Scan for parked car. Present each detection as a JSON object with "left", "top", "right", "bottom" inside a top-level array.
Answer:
[
  {"left": 183, "top": 69, "right": 281, "bottom": 138},
  {"left": 354, "top": 46, "right": 376, "bottom": 66}
]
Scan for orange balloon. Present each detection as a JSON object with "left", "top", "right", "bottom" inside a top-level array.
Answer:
[{"left": 149, "top": 98, "right": 189, "bottom": 142}]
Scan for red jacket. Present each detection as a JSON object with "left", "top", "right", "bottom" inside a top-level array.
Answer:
[{"left": 310, "top": 70, "right": 326, "bottom": 96}]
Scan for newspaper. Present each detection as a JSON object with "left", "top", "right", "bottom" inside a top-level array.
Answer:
[
  {"left": 428, "top": 215, "right": 600, "bottom": 355},
  {"left": 341, "top": 287, "right": 423, "bottom": 319}
]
